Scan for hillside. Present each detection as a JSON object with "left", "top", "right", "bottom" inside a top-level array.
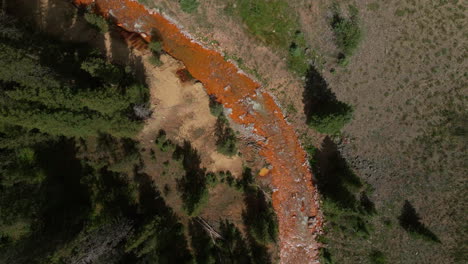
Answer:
[{"left": 1, "top": 0, "right": 466, "bottom": 264}]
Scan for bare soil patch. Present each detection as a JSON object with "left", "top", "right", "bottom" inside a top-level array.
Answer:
[{"left": 138, "top": 53, "right": 243, "bottom": 177}]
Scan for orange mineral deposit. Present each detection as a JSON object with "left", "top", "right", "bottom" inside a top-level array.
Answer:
[
  {"left": 73, "top": 1, "right": 322, "bottom": 263},
  {"left": 258, "top": 168, "right": 270, "bottom": 177}
]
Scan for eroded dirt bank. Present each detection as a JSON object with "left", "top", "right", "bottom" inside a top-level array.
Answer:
[{"left": 74, "top": 0, "right": 322, "bottom": 262}]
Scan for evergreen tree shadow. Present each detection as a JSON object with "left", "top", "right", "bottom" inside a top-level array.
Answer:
[
  {"left": 302, "top": 66, "right": 353, "bottom": 132},
  {"left": 36, "top": 139, "right": 90, "bottom": 238},
  {"left": 95, "top": 168, "right": 136, "bottom": 217},
  {"left": 303, "top": 66, "right": 335, "bottom": 124},
  {"left": 398, "top": 200, "right": 441, "bottom": 243},
  {"left": 217, "top": 220, "right": 252, "bottom": 264},
  {"left": 2, "top": 138, "right": 93, "bottom": 264},
  {"left": 133, "top": 170, "right": 170, "bottom": 218},
  {"left": 245, "top": 234, "right": 271, "bottom": 264},
  {"left": 312, "top": 136, "right": 362, "bottom": 209},
  {"left": 240, "top": 168, "right": 275, "bottom": 264},
  {"left": 188, "top": 219, "right": 217, "bottom": 264},
  {"left": 359, "top": 192, "right": 376, "bottom": 215},
  {"left": 242, "top": 187, "right": 277, "bottom": 243},
  {"left": 131, "top": 171, "right": 193, "bottom": 262},
  {"left": 173, "top": 141, "right": 208, "bottom": 215}
]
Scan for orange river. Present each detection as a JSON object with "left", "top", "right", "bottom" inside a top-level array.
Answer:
[{"left": 74, "top": 0, "right": 322, "bottom": 262}]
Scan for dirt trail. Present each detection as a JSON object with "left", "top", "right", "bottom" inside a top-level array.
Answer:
[{"left": 74, "top": 0, "right": 322, "bottom": 262}]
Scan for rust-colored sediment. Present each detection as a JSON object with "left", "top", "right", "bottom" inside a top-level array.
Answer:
[{"left": 74, "top": 0, "right": 322, "bottom": 262}]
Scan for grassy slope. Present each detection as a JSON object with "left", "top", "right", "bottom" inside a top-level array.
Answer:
[{"left": 308, "top": 0, "right": 467, "bottom": 263}]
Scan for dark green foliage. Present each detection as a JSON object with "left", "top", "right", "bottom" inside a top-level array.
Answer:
[
  {"left": 208, "top": 96, "right": 238, "bottom": 156},
  {"left": 0, "top": 147, "right": 45, "bottom": 187},
  {"left": 369, "top": 250, "right": 386, "bottom": 264},
  {"left": 205, "top": 172, "right": 218, "bottom": 188},
  {"left": 0, "top": 12, "right": 22, "bottom": 40},
  {"left": 0, "top": 17, "right": 147, "bottom": 138},
  {"left": 312, "top": 137, "right": 364, "bottom": 210},
  {"left": 0, "top": 134, "right": 193, "bottom": 263},
  {"left": 235, "top": 167, "right": 254, "bottom": 191},
  {"left": 80, "top": 57, "right": 122, "bottom": 85},
  {"left": 330, "top": 5, "right": 362, "bottom": 63},
  {"left": 215, "top": 115, "right": 238, "bottom": 156},
  {"left": 148, "top": 55, "right": 163, "bottom": 66},
  {"left": 84, "top": 12, "right": 109, "bottom": 33},
  {"left": 188, "top": 220, "right": 217, "bottom": 264},
  {"left": 126, "top": 172, "right": 193, "bottom": 263},
  {"left": 174, "top": 141, "right": 209, "bottom": 215},
  {"left": 398, "top": 200, "right": 440, "bottom": 242},
  {"left": 190, "top": 218, "right": 266, "bottom": 264},
  {"left": 287, "top": 31, "right": 310, "bottom": 75},
  {"left": 313, "top": 137, "right": 376, "bottom": 260},
  {"left": 203, "top": 167, "right": 278, "bottom": 262},
  {"left": 208, "top": 95, "right": 224, "bottom": 117},
  {"left": 179, "top": 0, "right": 199, "bottom": 13},
  {"left": 218, "top": 170, "right": 235, "bottom": 187},
  {"left": 242, "top": 186, "right": 278, "bottom": 244},
  {"left": 148, "top": 41, "right": 163, "bottom": 54},
  {"left": 319, "top": 247, "right": 333, "bottom": 264},
  {"left": 155, "top": 130, "right": 175, "bottom": 152},
  {"left": 148, "top": 39, "right": 164, "bottom": 66},
  {"left": 303, "top": 66, "right": 353, "bottom": 134},
  {"left": 304, "top": 144, "right": 317, "bottom": 167},
  {"left": 0, "top": 138, "right": 92, "bottom": 263},
  {"left": 0, "top": 13, "right": 191, "bottom": 264},
  {"left": 217, "top": 220, "right": 253, "bottom": 263}
]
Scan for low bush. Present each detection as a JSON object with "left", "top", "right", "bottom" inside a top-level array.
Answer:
[
  {"left": 208, "top": 95, "right": 224, "bottom": 117},
  {"left": 330, "top": 5, "right": 362, "bottom": 63},
  {"left": 148, "top": 41, "right": 163, "bottom": 54}
]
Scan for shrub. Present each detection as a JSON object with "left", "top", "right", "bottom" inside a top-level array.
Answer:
[
  {"left": 205, "top": 172, "right": 218, "bottom": 188},
  {"left": 208, "top": 95, "right": 224, "bottom": 117},
  {"left": 148, "top": 41, "right": 163, "bottom": 66},
  {"left": 287, "top": 31, "right": 310, "bottom": 75},
  {"left": 148, "top": 41, "right": 163, "bottom": 54},
  {"left": 330, "top": 5, "right": 362, "bottom": 63}
]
